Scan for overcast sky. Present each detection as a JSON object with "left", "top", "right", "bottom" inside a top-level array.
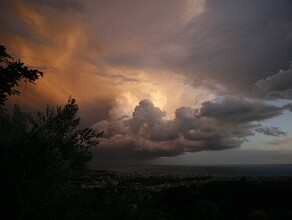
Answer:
[{"left": 1, "top": 0, "right": 292, "bottom": 166}]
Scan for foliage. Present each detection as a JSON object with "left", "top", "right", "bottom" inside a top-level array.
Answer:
[
  {"left": 0, "top": 45, "right": 43, "bottom": 105},
  {"left": 0, "top": 98, "right": 103, "bottom": 218},
  {"left": 0, "top": 44, "right": 107, "bottom": 218}
]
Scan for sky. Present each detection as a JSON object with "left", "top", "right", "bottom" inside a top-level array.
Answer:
[{"left": 1, "top": 0, "right": 292, "bottom": 166}]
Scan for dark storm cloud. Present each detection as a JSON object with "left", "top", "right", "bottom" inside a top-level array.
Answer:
[
  {"left": 255, "top": 127, "right": 286, "bottom": 137},
  {"left": 254, "top": 66, "right": 292, "bottom": 99},
  {"left": 0, "top": 0, "right": 86, "bottom": 48},
  {"left": 83, "top": 0, "right": 196, "bottom": 71},
  {"left": 177, "top": 0, "right": 292, "bottom": 98},
  {"left": 23, "top": 0, "right": 87, "bottom": 13},
  {"left": 3, "top": 0, "right": 291, "bottom": 101},
  {"left": 91, "top": 97, "right": 288, "bottom": 162},
  {"left": 1, "top": 0, "right": 291, "bottom": 165},
  {"left": 199, "top": 97, "right": 283, "bottom": 123},
  {"left": 0, "top": 1, "right": 50, "bottom": 45},
  {"left": 88, "top": 0, "right": 292, "bottom": 101},
  {"left": 129, "top": 100, "right": 171, "bottom": 140},
  {"left": 283, "top": 103, "right": 292, "bottom": 112}
]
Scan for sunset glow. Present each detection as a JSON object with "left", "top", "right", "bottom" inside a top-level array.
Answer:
[{"left": 1, "top": 0, "right": 292, "bottom": 166}]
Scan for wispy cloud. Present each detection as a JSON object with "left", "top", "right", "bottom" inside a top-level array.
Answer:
[{"left": 268, "top": 138, "right": 292, "bottom": 146}]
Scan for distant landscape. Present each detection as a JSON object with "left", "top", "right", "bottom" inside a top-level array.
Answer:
[
  {"left": 64, "top": 168, "right": 292, "bottom": 219},
  {"left": 1, "top": 0, "right": 292, "bottom": 219},
  {"left": 93, "top": 164, "right": 292, "bottom": 177}
]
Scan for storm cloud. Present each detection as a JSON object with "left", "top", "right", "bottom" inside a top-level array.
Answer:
[
  {"left": 255, "top": 127, "right": 286, "bottom": 137},
  {"left": 91, "top": 97, "right": 288, "bottom": 162},
  {"left": 177, "top": 0, "right": 292, "bottom": 97},
  {"left": 1, "top": 0, "right": 292, "bottom": 165},
  {"left": 254, "top": 66, "right": 292, "bottom": 99}
]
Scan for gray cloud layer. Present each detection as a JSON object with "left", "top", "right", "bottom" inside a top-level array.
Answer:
[
  {"left": 24, "top": 0, "right": 87, "bottom": 13},
  {"left": 2, "top": 0, "right": 291, "bottom": 100},
  {"left": 254, "top": 66, "right": 292, "bottom": 99},
  {"left": 176, "top": 0, "right": 292, "bottom": 98},
  {"left": 91, "top": 97, "right": 290, "bottom": 162},
  {"left": 1, "top": 0, "right": 292, "bottom": 165},
  {"left": 255, "top": 127, "right": 286, "bottom": 137}
]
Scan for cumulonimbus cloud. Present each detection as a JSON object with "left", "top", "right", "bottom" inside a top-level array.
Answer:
[
  {"left": 253, "top": 66, "right": 292, "bottom": 99},
  {"left": 178, "top": 0, "right": 292, "bottom": 99},
  {"left": 1, "top": 0, "right": 292, "bottom": 166},
  {"left": 91, "top": 97, "right": 290, "bottom": 162}
]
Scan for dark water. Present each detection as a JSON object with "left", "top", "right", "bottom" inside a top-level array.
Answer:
[{"left": 104, "top": 164, "right": 292, "bottom": 176}]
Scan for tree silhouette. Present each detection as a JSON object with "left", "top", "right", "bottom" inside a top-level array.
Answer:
[
  {"left": 0, "top": 45, "right": 43, "bottom": 105},
  {"left": 0, "top": 45, "right": 103, "bottom": 218},
  {"left": 0, "top": 98, "right": 103, "bottom": 218}
]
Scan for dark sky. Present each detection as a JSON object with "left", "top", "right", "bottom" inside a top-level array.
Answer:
[{"left": 1, "top": 0, "right": 292, "bottom": 166}]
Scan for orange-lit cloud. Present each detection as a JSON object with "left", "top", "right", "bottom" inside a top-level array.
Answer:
[
  {"left": 269, "top": 138, "right": 292, "bottom": 146},
  {"left": 1, "top": 0, "right": 210, "bottom": 122},
  {"left": 1, "top": 0, "right": 292, "bottom": 164},
  {"left": 3, "top": 1, "right": 115, "bottom": 123}
]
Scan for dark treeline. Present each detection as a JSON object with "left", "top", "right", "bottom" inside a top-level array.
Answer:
[{"left": 0, "top": 45, "right": 103, "bottom": 219}]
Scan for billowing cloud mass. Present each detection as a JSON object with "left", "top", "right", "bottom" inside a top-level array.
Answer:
[
  {"left": 254, "top": 66, "right": 292, "bottom": 99},
  {"left": 178, "top": 0, "right": 292, "bottom": 97},
  {"left": 1, "top": 0, "right": 292, "bottom": 164},
  {"left": 91, "top": 97, "right": 290, "bottom": 162}
]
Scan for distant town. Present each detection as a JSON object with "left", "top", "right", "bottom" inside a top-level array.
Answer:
[
  {"left": 71, "top": 169, "right": 292, "bottom": 191},
  {"left": 67, "top": 169, "right": 292, "bottom": 219}
]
